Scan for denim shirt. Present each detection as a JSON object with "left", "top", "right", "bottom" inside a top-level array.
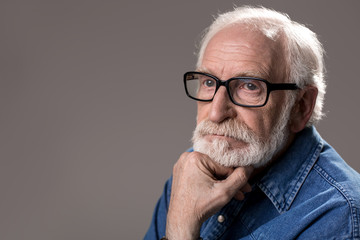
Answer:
[{"left": 144, "top": 127, "right": 360, "bottom": 239}]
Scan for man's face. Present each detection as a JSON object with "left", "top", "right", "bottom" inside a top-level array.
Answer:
[{"left": 193, "top": 25, "right": 293, "bottom": 167}]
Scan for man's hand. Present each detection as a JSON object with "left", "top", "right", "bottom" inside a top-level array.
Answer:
[{"left": 166, "top": 151, "right": 253, "bottom": 240}]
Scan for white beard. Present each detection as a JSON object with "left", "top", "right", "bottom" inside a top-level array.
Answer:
[{"left": 192, "top": 105, "right": 292, "bottom": 168}]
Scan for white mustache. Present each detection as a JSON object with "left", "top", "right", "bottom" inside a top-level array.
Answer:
[{"left": 192, "top": 119, "right": 260, "bottom": 144}]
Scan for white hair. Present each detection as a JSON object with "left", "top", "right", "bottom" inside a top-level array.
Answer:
[{"left": 196, "top": 6, "right": 326, "bottom": 125}]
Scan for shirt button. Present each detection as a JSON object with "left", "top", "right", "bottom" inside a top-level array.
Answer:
[{"left": 217, "top": 215, "right": 225, "bottom": 223}]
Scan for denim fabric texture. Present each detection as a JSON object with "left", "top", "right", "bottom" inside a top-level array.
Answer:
[{"left": 144, "top": 127, "right": 360, "bottom": 239}]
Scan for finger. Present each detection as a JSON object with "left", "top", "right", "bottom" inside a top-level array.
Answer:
[
  {"left": 221, "top": 166, "right": 253, "bottom": 192},
  {"left": 234, "top": 183, "right": 252, "bottom": 201},
  {"left": 194, "top": 151, "right": 235, "bottom": 179},
  {"left": 234, "top": 190, "right": 245, "bottom": 201},
  {"left": 241, "top": 183, "right": 252, "bottom": 193},
  {"left": 211, "top": 163, "right": 235, "bottom": 180}
]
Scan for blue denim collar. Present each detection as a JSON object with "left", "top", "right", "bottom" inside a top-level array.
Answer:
[{"left": 257, "top": 126, "right": 324, "bottom": 214}]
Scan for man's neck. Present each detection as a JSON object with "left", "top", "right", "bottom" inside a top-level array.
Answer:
[{"left": 249, "top": 132, "right": 297, "bottom": 184}]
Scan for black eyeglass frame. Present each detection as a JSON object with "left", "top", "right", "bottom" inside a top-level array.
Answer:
[{"left": 184, "top": 71, "right": 300, "bottom": 108}]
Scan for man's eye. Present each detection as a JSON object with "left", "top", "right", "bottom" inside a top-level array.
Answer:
[
  {"left": 203, "top": 79, "right": 215, "bottom": 87},
  {"left": 244, "top": 83, "right": 258, "bottom": 91}
]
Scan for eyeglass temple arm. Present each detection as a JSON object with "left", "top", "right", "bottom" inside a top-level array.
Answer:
[{"left": 269, "top": 83, "right": 299, "bottom": 91}]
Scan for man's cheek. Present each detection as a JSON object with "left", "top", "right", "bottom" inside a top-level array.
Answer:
[{"left": 196, "top": 103, "right": 209, "bottom": 124}]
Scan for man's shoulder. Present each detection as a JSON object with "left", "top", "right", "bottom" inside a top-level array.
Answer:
[
  {"left": 294, "top": 140, "right": 360, "bottom": 239},
  {"left": 315, "top": 140, "right": 360, "bottom": 202}
]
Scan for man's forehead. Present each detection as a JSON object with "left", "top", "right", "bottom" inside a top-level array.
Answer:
[{"left": 198, "top": 25, "right": 286, "bottom": 82}]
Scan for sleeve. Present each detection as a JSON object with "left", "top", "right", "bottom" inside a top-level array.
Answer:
[{"left": 144, "top": 177, "right": 172, "bottom": 240}]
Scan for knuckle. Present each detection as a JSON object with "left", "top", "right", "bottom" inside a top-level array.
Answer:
[
  {"left": 238, "top": 172, "right": 247, "bottom": 182},
  {"left": 174, "top": 151, "right": 201, "bottom": 172},
  {"left": 188, "top": 155, "right": 199, "bottom": 165},
  {"left": 178, "top": 152, "right": 189, "bottom": 162},
  {"left": 189, "top": 151, "right": 202, "bottom": 159},
  {"left": 236, "top": 168, "right": 249, "bottom": 182},
  {"left": 187, "top": 151, "right": 204, "bottom": 165},
  {"left": 180, "top": 151, "right": 190, "bottom": 158}
]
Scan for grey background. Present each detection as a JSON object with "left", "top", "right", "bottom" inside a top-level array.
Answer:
[{"left": 0, "top": 0, "right": 359, "bottom": 239}]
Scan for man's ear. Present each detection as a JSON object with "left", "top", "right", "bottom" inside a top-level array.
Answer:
[{"left": 290, "top": 86, "right": 318, "bottom": 133}]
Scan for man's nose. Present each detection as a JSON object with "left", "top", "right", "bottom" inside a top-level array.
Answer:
[{"left": 208, "top": 87, "right": 236, "bottom": 123}]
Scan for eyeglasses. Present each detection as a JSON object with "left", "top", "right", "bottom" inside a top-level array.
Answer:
[{"left": 184, "top": 71, "right": 299, "bottom": 107}]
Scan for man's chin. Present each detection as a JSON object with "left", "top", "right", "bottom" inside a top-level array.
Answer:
[
  {"left": 193, "top": 137, "right": 276, "bottom": 168},
  {"left": 193, "top": 139, "right": 254, "bottom": 167},
  {"left": 213, "top": 158, "right": 249, "bottom": 168}
]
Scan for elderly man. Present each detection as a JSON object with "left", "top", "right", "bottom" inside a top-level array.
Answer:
[{"left": 145, "top": 6, "right": 360, "bottom": 240}]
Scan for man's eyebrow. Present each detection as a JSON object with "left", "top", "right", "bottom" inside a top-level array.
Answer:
[
  {"left": 195, "top": 68, "right": 268, "bottom": 79},
  {"left": 232, "top": 71, "right": 268, "bottom": 79},
  {"left": 195, "top": 67, "right": 211, "bottom": 74}
]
